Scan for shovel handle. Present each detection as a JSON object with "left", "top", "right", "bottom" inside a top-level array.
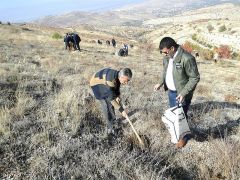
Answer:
[{"left": 125, "top": 115, "right": 144, "bottom": 145}]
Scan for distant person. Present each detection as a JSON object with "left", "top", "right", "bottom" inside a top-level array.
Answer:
[
  {"left": 106, "top": 40, "right": 110, "bottom": 45},
  {"left": 97, "top": 40, "right": 102, "bottom": 44},
  {"left": 154, "top": 37, "right": 200, "bottom": 148},
  {"left": 112, "top": 38, "right": 116, "bottom": 47},
  {"left": 64, "top": 33, "right": 69, "bottom": 50},
  {"left": 64, "top": 33, "right": 74, "bottom": 50},
  {"left": 214, "top": 52, "right": 219, "bottom": 63},
  {"left": 195, "top": 52, "right": 199, "bottom": 59},
  {"left": 73, "top": 33, "right": 81, "bottom": 51},
  {"left": 123, "top": 44, "right": 128, "bottom": 56},
  {"left": 118, "top": 44, "right": 128, "bottom": 56},
  {"left": 90, "top": 68, "right": 132, "bottom": 137}
]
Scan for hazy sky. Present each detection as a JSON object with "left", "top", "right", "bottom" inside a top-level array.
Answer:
[{"left": 0, "top": 0, "right": 144, "bottom": 22}]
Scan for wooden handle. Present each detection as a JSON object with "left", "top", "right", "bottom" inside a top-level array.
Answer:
[{"left": 126, "top": 115, "right": 144, "bottom": 146}]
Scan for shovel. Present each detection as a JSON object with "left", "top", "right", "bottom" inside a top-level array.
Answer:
[{"left": 125, "top": 115, "right": 145, "bottom": 147}]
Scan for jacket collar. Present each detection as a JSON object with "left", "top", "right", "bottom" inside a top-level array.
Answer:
[
  {"left": 163, "top": 46, "right": 184, "bottom": 63},
  {"left": 174, "top": 46, "right": 184, "bottom": 63}
]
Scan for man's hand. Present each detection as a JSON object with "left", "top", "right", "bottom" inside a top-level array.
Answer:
[
  {"left": 176, "top": 94, "right": 184, "bottom": 103},
  {"left": 116, "top": 97, "right": 121, "bottom": 104},
  {"left": 154, "top": 84, "right": 161, "bottom": 91},
  {"left": 121, "top": 111, "right": 128, "bottom": 119}
]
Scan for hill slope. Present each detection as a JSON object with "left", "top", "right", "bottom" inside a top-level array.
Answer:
[
  {"left": 0, "top": 22, "right": 240, "bottom": 179},
  {"left": 34, "top": 1, "right": 240, "bottom": 27}
]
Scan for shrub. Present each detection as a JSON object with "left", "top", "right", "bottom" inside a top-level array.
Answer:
[
  {"left": 182, "top": 41, "right": 214, "bottom": 60},
  {"left": 22, "top": 27, "right": 31, "bottom": 31},
  {"left": 0, "top": 21, "right": 2, "bottom": 24},
  {"left": 7, "top": 21, "right": 11, "bottom": 25},
  {"left": 192, "top": 34, "right": 197, "bottom": 41},
  {"left": 219, "top": 25, "right": 226, "bottom": 32},
  {"left": 207, "top": 24, "right": 214, "bottom": 32},
  {"left": 201, "top": 49, "right": 214, "bottom": 60},
  {"left": 181, "top": 41, "right": 193, "bottom": 53},
  {"left": 52, "top": 32, "right": 62, "bottom": 39},
  {"left": 217, "top": 45, "right": 231, "bottom": 59}
]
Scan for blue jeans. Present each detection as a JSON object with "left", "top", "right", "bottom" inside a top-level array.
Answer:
[
  {"left": 168, "top": 90, "right": 192, "bottom": 141},
  {"left": 168, "top": 90, "right": 191, "bottom": 117}
]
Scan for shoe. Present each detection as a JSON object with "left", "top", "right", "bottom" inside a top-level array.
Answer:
[{"left": 176, "top": 138, "right": 187, "bottom": 149}]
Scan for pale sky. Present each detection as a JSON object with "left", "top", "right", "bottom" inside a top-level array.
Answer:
[{"left": 0, "top": 0, "right": 144, "bottom": 22}]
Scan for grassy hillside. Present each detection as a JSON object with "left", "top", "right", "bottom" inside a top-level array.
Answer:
[{"left": 0, "top": 22, "right": 240, "bottom": 179}]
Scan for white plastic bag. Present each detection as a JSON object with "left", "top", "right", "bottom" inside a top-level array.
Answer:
[{"left": 162, "top": 105, "right": 191, "bottom": 144}]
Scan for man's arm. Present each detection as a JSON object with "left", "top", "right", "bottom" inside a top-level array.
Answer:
[
  {"left": 154, "top": 57, "right": 167, "bottom": 91},
  {"left": 179, "top": 57, "right": 200, "bottom": 98}
]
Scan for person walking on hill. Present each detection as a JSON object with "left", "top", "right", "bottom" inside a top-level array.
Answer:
[
  {"left": 154, "top": 37, "right": 200, "bottom": 148},
  {"left": 123, "top": 44, "right": 128, "bottom": 56},
  {"left": 64, "top": 33, "right": 69, "bottom": 50},
  {"left": 64, "top": 33, "right": 74, "bottom": 50},
  {"left": 112, "top": 38, "right": 116, "bottom": 47},
  {"left": 90, "top": 68, "right": 132, "bottom": 137},
  {"left": 73, "top": 33, "right": 81, "bottom": 51}
]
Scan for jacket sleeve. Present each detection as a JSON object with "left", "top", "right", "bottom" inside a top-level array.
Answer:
[
  {"left": 110, "top": 99, "right": 124, "bottom": 113},
  {"left": 107, "top": 83, "right": 124, "bottom": 113},
  {"left": 180, "top": 57, "right": 200, "bottom": 97}
]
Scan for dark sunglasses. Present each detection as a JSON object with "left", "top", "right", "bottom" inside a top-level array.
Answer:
[
  {"left": 160, "top": 47, "right": 173, "bottom": 55},
  {"left": 160, "top": 50, "right": 170, "bottom": 55}
]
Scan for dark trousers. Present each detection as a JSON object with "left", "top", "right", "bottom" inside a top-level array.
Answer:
[
  {"left": 99, "top": 99, "right": 116, "bottom": 132},
  {"left": 74, "top": 41, "right": 80, "bottom": 51}
]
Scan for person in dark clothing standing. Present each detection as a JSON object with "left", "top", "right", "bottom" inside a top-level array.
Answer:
[
  {"left": 154, "top": 37, "right": 200, "bottom": 148},
  {"left": 64, "top": 33, "right": 74, "bottom": 50},
  {"left": 73, "top": 33, "right": 81, "bottom": 51},
  {"left": 123, "top": 44, "right": 128, "bottom": 56},
  {"left": 90, "top": 68, "right": 132, "bottom": 136},
  {"left": 112, "top": 38, "right": 116, "bottom": 47},
  {"left": 64, "top": 33, "right": 69, "bottom": 50}
]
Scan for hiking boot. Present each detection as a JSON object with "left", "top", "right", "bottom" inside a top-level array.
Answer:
[{"left": 176, "top": 138, "right": 187, "bottom": 149}]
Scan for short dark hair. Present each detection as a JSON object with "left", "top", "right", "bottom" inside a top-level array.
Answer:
[
  {"left": 159, "top": 37, "right": 178, "bottom": 50},
  {"left": 119, "top": 68, "right": 132, "bottom": 79}
]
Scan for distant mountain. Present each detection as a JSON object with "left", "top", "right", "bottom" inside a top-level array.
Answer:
[{"left": 34, "top": 0, "right": 240, "bottom": 27}]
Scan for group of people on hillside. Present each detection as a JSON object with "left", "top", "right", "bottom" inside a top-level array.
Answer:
[
  {"left": 90, "top": 37, "right": 200, "bottom": 149},
  {"left": 98, "top": 38, "right": 116, "bottom": 47},
  {"left": 64, "top": 33, "right": 81, "bottom": 51},
  {"left": 64, "top": 34, "right": 130, "bottom": 57}
]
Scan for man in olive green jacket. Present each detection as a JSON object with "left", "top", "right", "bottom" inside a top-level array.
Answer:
[{"left": 154, "top": 37, "right": 200, "bottom": 148}]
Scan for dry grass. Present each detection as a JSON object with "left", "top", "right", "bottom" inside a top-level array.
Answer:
[
  {"left": 0, "top": 107, "right": 10, "bottom": 135},
  {"left": 196, "top": 84, "right": 212, "bottom": 97},
  {"left": 225, "top": 94, "right": 239, "bottom": 103},
  {"left": 0, "top": 22, "right": 240, "bottom": 179}
]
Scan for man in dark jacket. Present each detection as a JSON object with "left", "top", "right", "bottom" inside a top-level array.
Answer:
[
  {"left": 73, "top": 33, "right": 81, "bottom": 51},
  {"left": 154, "top": 37, "right": 200, "bottom": 148},
  {"left": 64, "top": 33, "right": 69, "bottom": 50},
  {"left": 112, "top": 38, "right": 116, "bottom": 47},
  {"left": 90, "top": 68, "right": 132, "bottom": 136},
  {"left": 64, "top": 33, "right": 74, "bottom": 50}
]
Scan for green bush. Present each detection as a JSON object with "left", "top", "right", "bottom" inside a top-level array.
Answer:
[
  {"left": 207, "top": 24, "right": 214, "bottom": 32},
  {"left": 192, "top": 34, "right": 197, "bottom": 41},
  {"left": 183, "top": 41, "right": 214, "bottom": 60},
  {"left": 52, "top": 33, "right": 62, "bottom": 39},
  {"left": 219, "top": 25, "right": 226, "bottom": 32}
]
